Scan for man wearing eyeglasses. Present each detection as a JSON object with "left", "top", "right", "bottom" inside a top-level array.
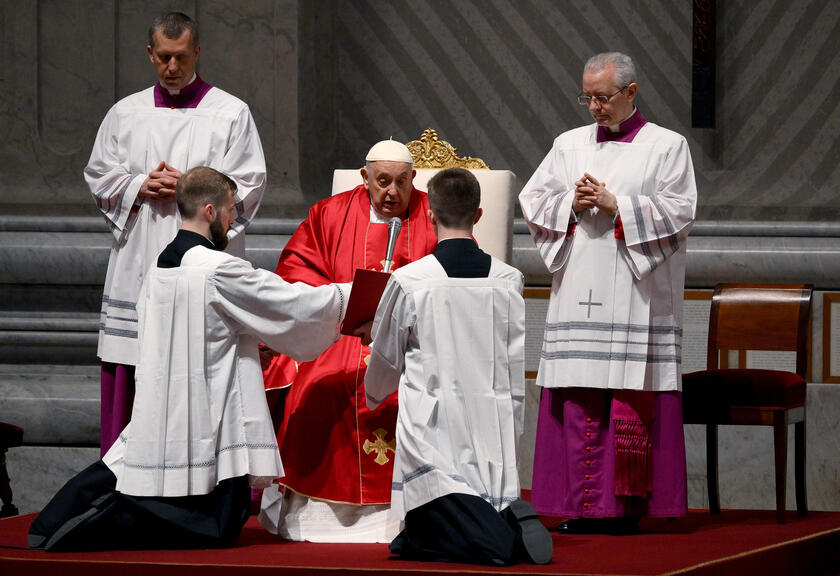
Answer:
[{"left": 519, "top": 52, "right": 697, "bottom": 535}]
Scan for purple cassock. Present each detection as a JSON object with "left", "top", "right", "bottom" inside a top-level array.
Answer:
[
  {"left": 99, "top": 77, "right": 213, "bottom": 457},
  {"left": 100, "top": 363, "right": 135, "bottom": 457},
  {"left": 530, "top": 109, "right": 689, "bottom": 519},
  {"left": 532, "top": 388, "right": 687, "bottom": 518}
]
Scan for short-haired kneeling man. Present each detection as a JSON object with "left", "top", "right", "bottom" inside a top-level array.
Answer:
[
  {"left": 30, "top": 167, "right": 348, "bottom": 551},
  {"left": 365, "top": 168, "right": 552, "bottom": 565}
]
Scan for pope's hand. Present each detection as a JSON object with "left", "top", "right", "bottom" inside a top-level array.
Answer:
[
  {"left": 352, "top": 321, "right": 374, "bottom": 346},
  {"left": 258, "top": 343, "right": 279, "bottom": 371}
]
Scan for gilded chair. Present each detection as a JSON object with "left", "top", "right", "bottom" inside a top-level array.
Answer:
[
  {"left": 331, "top": 129, "right": 516, "bottom": 263},
  {"left": 682, "top": 283, "right": 811, "bottom": 523}
]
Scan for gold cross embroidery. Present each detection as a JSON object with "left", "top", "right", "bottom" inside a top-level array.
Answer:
[{"left": 363, "top": 428, "right": 396, "bottom": 465}]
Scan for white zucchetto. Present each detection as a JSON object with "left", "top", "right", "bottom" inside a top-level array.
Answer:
[{"left": 365, "top": 139, "right": 413, "bottom": 164}]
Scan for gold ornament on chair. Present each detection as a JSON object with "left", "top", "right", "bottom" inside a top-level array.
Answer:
[{"left": 406, "top": 128, "right": 490, "bottom": 169}]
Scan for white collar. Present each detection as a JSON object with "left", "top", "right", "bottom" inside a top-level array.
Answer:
[
  {"left": 608, "top": 107, "right": 638, "bottom": 133},
  {"left": 164, "top": 73, "right": 197, "bottom": 95},
  {"left": 369, "top": 203, "right": 391, "bottom": 223}
]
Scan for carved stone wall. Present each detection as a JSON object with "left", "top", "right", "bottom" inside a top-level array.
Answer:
[
  {"left": 324, "top": 0, "right": 840, "bottom": 222},
  {"left": 2, "top": 1, "right": 838, "bottom": 219}
]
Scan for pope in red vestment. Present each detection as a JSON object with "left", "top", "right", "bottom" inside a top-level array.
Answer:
[{"left": 263, "top": 151, "right": 437, "bottom": 508}]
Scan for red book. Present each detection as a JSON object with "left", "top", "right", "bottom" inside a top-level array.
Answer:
[{"left": 340, "top": 268, "right": 391, "bottom": 335}]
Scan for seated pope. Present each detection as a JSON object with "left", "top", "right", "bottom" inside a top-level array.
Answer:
[{"left": 259, "top": 140, "right": 438, "bottom": 542}]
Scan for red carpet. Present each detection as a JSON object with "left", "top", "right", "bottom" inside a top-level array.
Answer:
[{"left": 1, "top": 510, "right": 838, "bottom": 576}]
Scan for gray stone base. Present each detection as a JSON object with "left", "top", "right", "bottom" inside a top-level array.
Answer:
[
  {"left": 5, "top": 446, "right": 99, "bottom": 515},
  {"left": 6, "top": 382, "right": 838, "bottom": 516}
]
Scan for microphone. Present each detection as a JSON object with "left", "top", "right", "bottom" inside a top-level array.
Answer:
[{"left": 383, "top": 217, "right": 402, "bottom": 273}]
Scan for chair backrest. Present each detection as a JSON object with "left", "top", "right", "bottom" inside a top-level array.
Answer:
[
  {"left": 707, "top": 283, "right": 813, "bottom": 377},
  {"left": 331, "top": 129, "right": 516, "bottom": 263}
]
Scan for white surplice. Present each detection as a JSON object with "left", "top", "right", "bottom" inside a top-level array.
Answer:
[
  {"left": 103, "top": 245, "right": 347, "bottom": 497},
  {"left": 86, "top": 86, "right": 266, "bottom": 365},
  {"left": 519, "top": 122, "right": 696, "bottom": 392},
  {"left": 365, "top": 254, "right": 525, "bottom": 521}
]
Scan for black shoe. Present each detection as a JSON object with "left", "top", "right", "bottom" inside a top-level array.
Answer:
[
  {"left": 502, "top": 499, "right": 553, "bottom": 564},
  {"left": 551, "top": 517, "right": 640, "bottom": 535},
  {"left": 550, "top": 518, "right": 579, "bottom": 533},
  {"left": 609, "top": 516, "right": 640, "bottom": 535},
  {"left": 550, "top": 518, "right": 598, "bottom": 534}
]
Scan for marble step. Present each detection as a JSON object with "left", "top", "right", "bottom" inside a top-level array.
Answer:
[
  {"left": 0, "top": 312, "right": 99, "bottom": 364},
  {"left": 4, "top": 219, "right": 840, "bottom": 289},
  {"left": 0, "top": 311, "right": 100, "bottom": 331},
  {"left": 0, "top": 364, "right": 100, "bottom": 446}
]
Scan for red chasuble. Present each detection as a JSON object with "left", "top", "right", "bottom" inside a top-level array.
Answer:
[{"left": 264, "top": 184, "right": 437, "bottom": 504}]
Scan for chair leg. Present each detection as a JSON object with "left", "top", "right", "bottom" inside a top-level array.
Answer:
[
  {"left": 773, "top": 414, "right": 788, "bottom": 523},
  {"left": 0, "top": 447, "right": 18, "bottom": 518},
  {"left": 706, "top": 425, "right": 720, "bottom": 514},
  {"left": 794, "top": 419, "right": 808, "bottom": 517}
]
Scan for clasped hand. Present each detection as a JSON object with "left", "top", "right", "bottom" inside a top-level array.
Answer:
[
  {"left": 573, "top": 172, "right": 617, "bottom": 217},
  {"left": 139, "top": 161, "right": 182, "bottom": 201}
]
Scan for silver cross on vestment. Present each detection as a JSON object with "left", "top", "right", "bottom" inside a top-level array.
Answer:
[{"left": 578, "top": 289, "right": 603, "bottom": 318}]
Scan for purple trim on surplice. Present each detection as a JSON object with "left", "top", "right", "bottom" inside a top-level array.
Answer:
[
  {"left": 596, "top": 109, "right": 648, "bottom": 143},
  {"left": 530, "top": 387, "right": 687, "bottom": 518},
  {"left": 153, "top": 76, "right": 213, "bottom": 109}
]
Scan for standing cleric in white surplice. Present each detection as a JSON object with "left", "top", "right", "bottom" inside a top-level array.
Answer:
[
  {"left": 520, "top": 52, "right": 696, "bottom": 534},
  {"left": 87, "top": 12, "right": 266, "bottom": 456},
  {"left": 29, "top": 168, "right": 347, "bottom": 552},
  {"left": 365, "top": 168, "right": 552, "bottom": 566},
  {"left": 521, "top": 118, "right": 696, "bottom": 392},
  {"left": 89, "top": 83, "right": 265, "bottom": 366}
]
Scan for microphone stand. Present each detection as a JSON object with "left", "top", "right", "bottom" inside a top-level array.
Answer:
[{"left": 383, "top": 217, "right": 402, "bottom": 273}]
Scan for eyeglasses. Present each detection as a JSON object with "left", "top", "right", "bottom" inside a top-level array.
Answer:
[{"left": 577, "top": 86, "right": 628, "bottom": 106}]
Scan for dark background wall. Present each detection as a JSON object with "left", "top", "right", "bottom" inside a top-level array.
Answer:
[
  {"left": 1, "top": 0, "right": 839, "bottom": 220},
  {"left": 306, "top": 0, "right": 840, "bottom": 221}
]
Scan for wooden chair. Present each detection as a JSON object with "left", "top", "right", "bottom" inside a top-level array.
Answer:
[
  {"left": 0, "top": 422, "right": 23, "bottom": 518},
  {"left": 682, "top": 283, "right": 811, "bottom": 523}
]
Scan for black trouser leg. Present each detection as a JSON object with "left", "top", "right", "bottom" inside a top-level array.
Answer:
[
  {"left": 29, "top": 460, "right": 251, "bottom": 551},
  {"left": 391, "top": 493, "right": 516, "bottom": 566}
]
